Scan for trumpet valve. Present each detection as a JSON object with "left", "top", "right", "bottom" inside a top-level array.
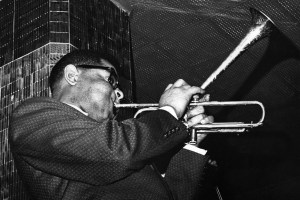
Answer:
[{"left": 188, "top": 94, "right": 200, "bottom": 145}]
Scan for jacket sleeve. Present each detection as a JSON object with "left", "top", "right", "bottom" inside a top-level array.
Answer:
[
  {"left": 155, "top": 147, "right": 209, "bottom": 200},
  {"left": 9, "top": 100, "right": 188, "bottom": 186}
]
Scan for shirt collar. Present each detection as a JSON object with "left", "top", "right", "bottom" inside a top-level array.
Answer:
[{"left": 65, "top": 103, "right": 88, "bottom": 116}]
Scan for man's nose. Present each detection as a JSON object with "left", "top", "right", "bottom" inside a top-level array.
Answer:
[{"left": 114, "top": 88, "right": 124, "bottom": 103}]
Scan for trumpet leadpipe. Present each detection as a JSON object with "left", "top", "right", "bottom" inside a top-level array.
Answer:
[{"left": 115, "top": 103, "right": 159, "bottom": 108}]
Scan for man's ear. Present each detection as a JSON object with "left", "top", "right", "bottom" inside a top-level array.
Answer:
[{"left": 64, "top": 64, "right": 79, "bottom": 86}]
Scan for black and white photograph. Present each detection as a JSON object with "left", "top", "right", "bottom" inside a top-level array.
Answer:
[{"left": 1, "top": 0, "right": 300, "bottom": 199}]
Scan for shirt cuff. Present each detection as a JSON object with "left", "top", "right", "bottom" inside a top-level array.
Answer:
[
  {"left": 159, "top": 106, "right": 178, "bottom": 119},
  {"left": 183, "top": 143, "right": 207, "bottom": 155}
]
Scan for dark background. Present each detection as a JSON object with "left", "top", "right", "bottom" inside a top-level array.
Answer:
[
  {"left": 1, "top": 0, "right": 299, "bottom": 199},
  {"left": 117, "top": 0, "right": 300, "bottom": 199}
]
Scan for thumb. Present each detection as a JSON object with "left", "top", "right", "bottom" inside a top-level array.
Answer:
[{"left": 164, "top": 83, "right": 173, "bottom": 91}]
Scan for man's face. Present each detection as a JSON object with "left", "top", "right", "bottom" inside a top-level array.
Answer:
[{"left": 76, "top": 60, "right": 123, "bottom": 121}]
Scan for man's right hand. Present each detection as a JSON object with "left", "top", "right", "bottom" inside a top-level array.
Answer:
[{"left": 159, "top": 79, "right": 204, "bottom": 119}]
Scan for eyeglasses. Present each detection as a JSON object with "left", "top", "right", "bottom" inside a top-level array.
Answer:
[
  {"left": 107, "top": 73, "right": 119, "bottom": 90},
  {"left": 76, "top": 64, "right": 119, "bottom": 89}
]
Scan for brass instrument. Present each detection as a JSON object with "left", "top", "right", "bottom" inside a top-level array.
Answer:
[
  {"left": 116, "top": 100, "right": 265, "bottom": 131},
  {"left": 115, "top": 8, "right": 275, "bottom": 141}
]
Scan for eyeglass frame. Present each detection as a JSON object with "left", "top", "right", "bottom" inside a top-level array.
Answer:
[{"left": 76, "top": 64, "right": 119, "bottom": 90}]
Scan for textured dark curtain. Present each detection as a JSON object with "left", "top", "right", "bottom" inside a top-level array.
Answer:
[{"left": 113, "top": 0, "right": 300, "bottom": 199}]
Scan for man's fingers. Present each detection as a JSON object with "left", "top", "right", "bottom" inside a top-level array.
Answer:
[
  {"left": 160, "top": 79, "right": 206, "bottom": 118},
  {"left": 187, "top": 86, "right": 203, "bottom": 96},
  {"left": 164, "top": 83, "right": 173, "bottom": 91},
  {"left": 187, "top": 114, "right": 206, "bottom": 127},
  {"left": 199, "top": 94, "right": 210, "bottom": 102},
  {"left": 186, "top": 106, "right": 205, "bottom": 119},
  {"left": 168, "top": 79, "right": 204, "bottom": 95},
  {"left": 187, "top": 114, "right": 214, "bottom": 127},
  {"left": 200, "top": 115, "right": 214, "bottom": 124},
  {"left": 172, "top": 79, "right": 188, "bottom": 87}
]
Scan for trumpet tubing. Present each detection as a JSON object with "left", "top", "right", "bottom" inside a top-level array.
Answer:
[
  {"left": 116, "top": 101, "right": 266, "bottom": 133},
  {"left": 116, "top": 101, "right": 264, "bottom": 108}
]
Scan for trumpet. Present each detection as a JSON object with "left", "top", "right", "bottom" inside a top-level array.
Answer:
[
  {"left": 115, "top": 100, "right": 266, "bottom": 132},
  {"left": 116, "top": 8, "right": 275, "bottom": 142}
]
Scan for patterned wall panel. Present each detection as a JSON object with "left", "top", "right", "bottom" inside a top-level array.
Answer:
[
  {"left": 13, "top": 0, "right": 50, "bottom": 59},
  {"left": 70, "top": 0, "right": 132, "bottom": 80},
  {"left": 0, "top": 0, "right": 14, "bottom": 65},
  {"left": 0, "top": 0, "right": 131, "bottom": 199},
  {"left": 49, "top": 0, "right": 69, "bottom": 43},
  {"left": 1, "top": 45, "right": 51, "bottom": 200}
]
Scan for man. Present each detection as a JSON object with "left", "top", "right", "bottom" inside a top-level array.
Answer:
[{"left": 9, "top": 50, "right": 214, "bottom": 200}]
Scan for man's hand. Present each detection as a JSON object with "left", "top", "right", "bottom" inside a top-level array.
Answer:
[
  {"left": 185, "top": 94, "right": 214, "bottom": 145},
  {"left": 159, "top": 79, "right": 204, "bottom": 119},
  {"left": 185, "top": 106, "right": 214, "bottom": 128}
]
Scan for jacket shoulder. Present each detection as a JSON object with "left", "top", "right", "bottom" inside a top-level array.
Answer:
[{"left": 13, "top": 97, "right": 73, "bottom": 115}]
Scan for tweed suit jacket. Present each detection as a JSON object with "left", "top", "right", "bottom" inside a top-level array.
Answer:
[{"left": 9, "top": 97, "right": 208, "bottom": 200}]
